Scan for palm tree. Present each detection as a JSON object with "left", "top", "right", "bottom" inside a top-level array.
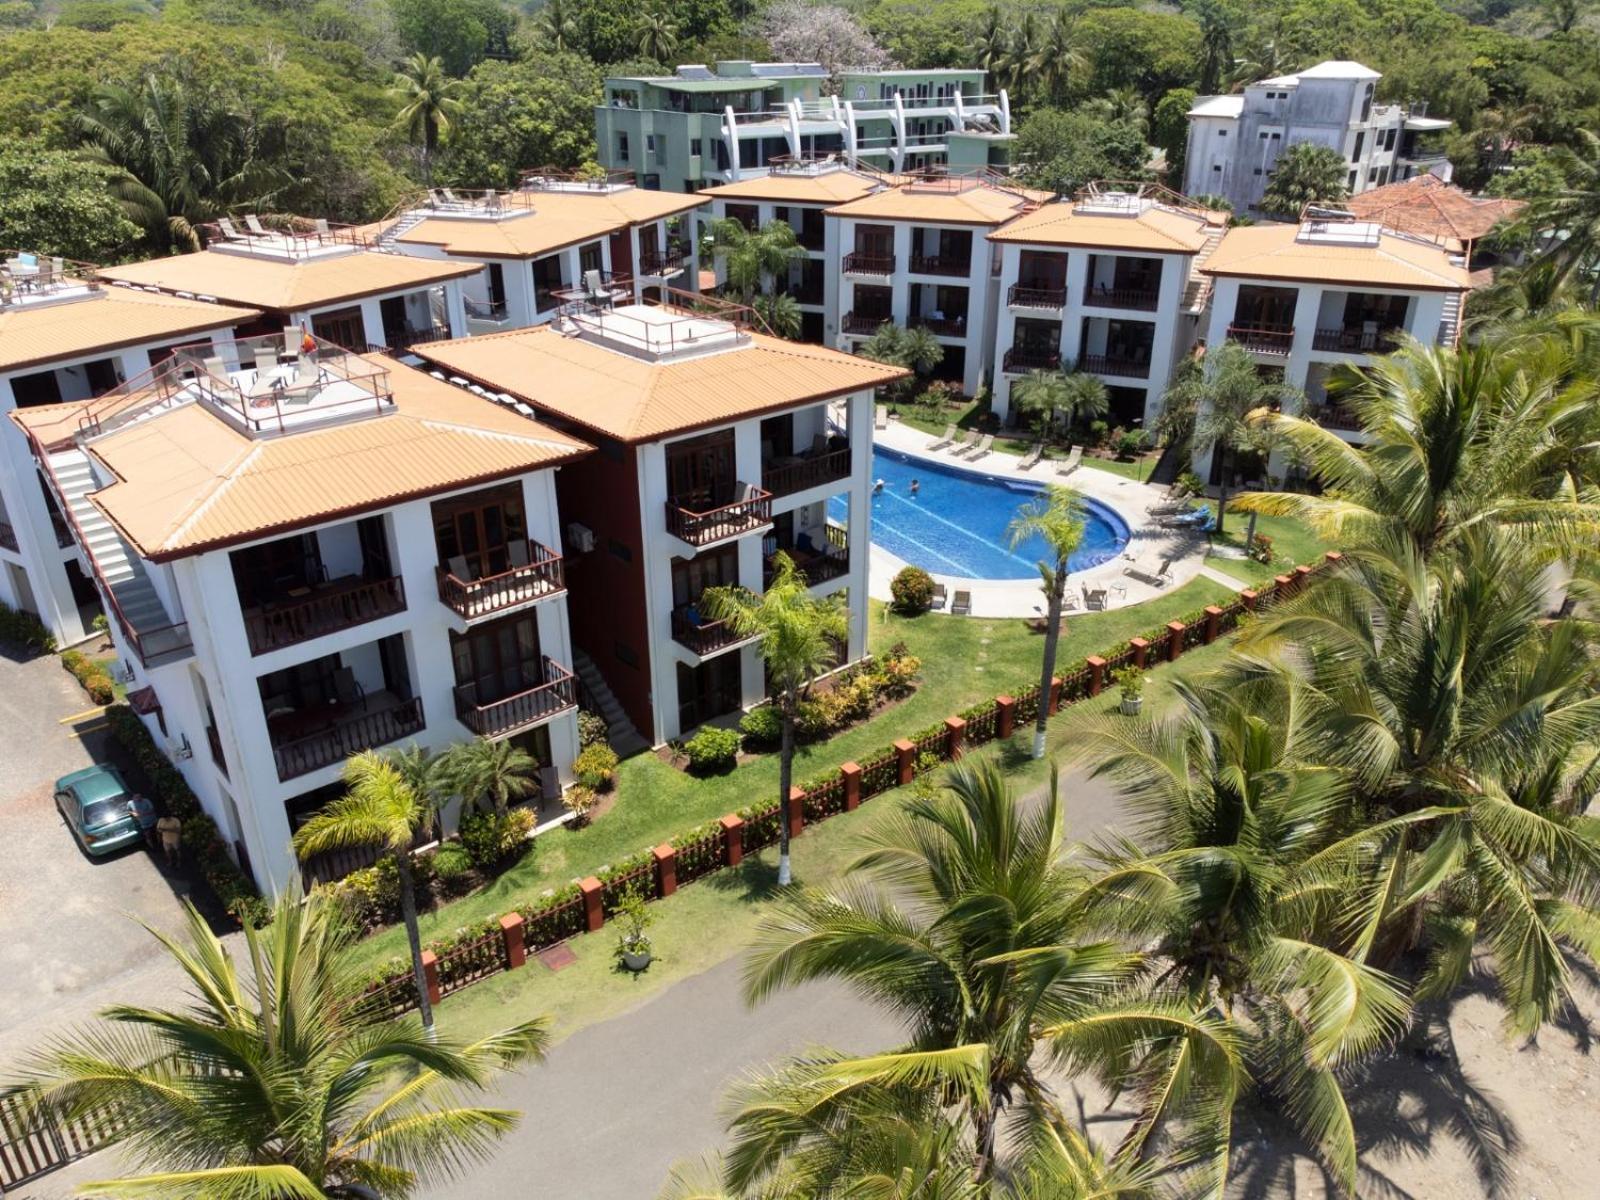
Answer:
[
  {"left": 706, "top": 216, "right": 804, "bottom": 306},
  {"left": 1001, "top": 12, "right": 1040, "bottom": 99},
  {"left": 900, "top": 324, "right": 946, "bottom": 382},
  {"left": 1163, "top": 340, "right": 1290, "bottom": 534},
  {"left": 1259, "top": 143, "right": 1349, "bottom": 218},
  {"left": 391, "top": 53, "right": 464, "bottom": 185},
  {"left": 1475, "top": 104, "right": 1538, "bottom": 176},
  {"left": 1531, "top": 130, "right": 1600, "bottom": 300},
  {"left": 974, "top": 5, "right": 1010, "bottom": 79},
  {"left": 752, "top": 291, "right": 803, "bottom": 339},
  {"left": 1028, "top": 10, "right": 1086, "bottom": 106},
  {"left": 2, "top": 891, "right": 547, "bottom": 1198},
  {"left": 860, "top": 322, "right": 945, "bottom": 404},
  {"left": 294, "top": 751, "right": 439, "bottom": 1030},
  {"left": 536, "top": 0, "right": 574, "bottom": 51},
  {"left": 74, "top": 73, "right": 290, "bottom": 251},
  {"left": 636, "top": 9, "right": 679, "bottom": 62},
  {"left": 742, "top": 760, "right": 1243, "bottom": 1186},
  {"left": 1007, "top": 486, "right": 1084, "bottom": 759},
  {"left": 701, "top": 554, "right": 848, "bottom": 886},
  {"left": 1194, "top": 0, "right": 1237, "bottom": 95},
  {"left": 441, "top": 736, "right": 539, "bottom": 816},
  {"left": 1085, "top": 88, "right": 1150, "bottom": 137},
  {"left": 1013, "top": 368, "right": 1071, "bottom": 437}
]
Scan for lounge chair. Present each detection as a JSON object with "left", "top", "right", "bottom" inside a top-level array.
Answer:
[
  {"left": 217, "top": 217, "right": 246, "bottom": 241},
  {"left": 947, "top": 429, "right": 977, "bottom": 455},
  {"left": 330, "top": 666, "right": 366, "bottom": 712},
  {"left": 951, "top": 589, "right": 972, "bottom": 616},
  {"left": 245, "top": 214, "right": 270, "bottom": 237},
  {"left": 1124, "top": 558, "right": 1173, "bottom": 588},
  {"left": 1081, "top": 584, "right": 1107, "bottom": 611},
  {"left": 1159, "top": 505, "right": 1212, "bottom": 530},
  {"left": 313, "top": 218, "right": 330, "bottom": 235},
  {"left": 962, "top": 434, "right": 995, "bottom": 461},
  {"left": 1056, "top": 445, "right": 1083, "bottom": 477},
  {"left": 926, "top": 423, "right": 958, "bottom": 450},
  {"left": 1147, "top": 494, "right": 1194, "bottom": 516},
  {"left": 874, "top": 405, "right": 889, "bottom": 430},
  {"left": 930, "top": 583, "right": 948, "bottom": 610},
  {"left": 1018, "top": 443, "right": 1044, "bottom": 471}
]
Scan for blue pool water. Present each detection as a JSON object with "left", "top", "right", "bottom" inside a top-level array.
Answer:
[{"left": 830, "top": 446, "right": 1131, "bottom": 581}]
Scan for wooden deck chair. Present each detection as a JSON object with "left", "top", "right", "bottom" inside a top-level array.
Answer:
[{"left": 951, "top": 590, "right": 973, "bottom": 616}]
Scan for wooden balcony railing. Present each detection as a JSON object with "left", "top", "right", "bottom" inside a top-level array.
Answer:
[
  {"left": 0, "top": 522, "right": 15, "bottom": 553},
  {"left": 1079, "top": 353, "right": 1151, "bottom": 379},
  {"left": 666, "top": 484, "right": 772, "bottom": 546},
  {"left": 763, "top": 446, "right": 851, "bottom": 498},
  {"left": 913, "top": 315, "right": 968, "bottom": 337},
  {"left": 671, "top": 605, "right": 752, "bottom": 657},
  {"left": 437, "top": 540, "right": 565, "bottom": 621},
  {"left": 1227, "top": 325, "right": 1294, "bottom": 355},
  {"left": 377, "top": 324, "right": 450, "bottom": 353},
  {"left": 454, "top": 657, "right": 576, "bottom": 738},
  {"left": 909, "top": 253, "right": 971, "bottom": 277},
  {"left": 842, "top": 311, "right": 891, "bottom": 335},
  {"left": 1008, "top": 283, "right": 1066, "bottom": 310},
  {"left": 1307, "top": 404, "right": 1363, "bottom": 432},
  {"left": 765, "top": 526, "right": 849, "bottom": 588},
  {"left": 843, "top": 252, "right": 895, "bottom": 276},
  {"left": 639, "top": 243, "right": 688, "bottom": 275},
  {"left": 1083, "top": 285, "right": 1159, "bottom": 311},
  {"left": 244, "top": 575, "right": 407, "bottom": 655},
  {"left": 1003, "top": 346, "right": 1062, "bottom": 373},
  {"left": 1311, "top": 326, "right": 1400, "bottom": 353},
  {"left": 273, "top": 696, "right": 424, "bottom": 782}
]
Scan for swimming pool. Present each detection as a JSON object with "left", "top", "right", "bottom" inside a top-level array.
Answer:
[{"left": 832, "top": 446, "right": 1131, "bottom": 581}]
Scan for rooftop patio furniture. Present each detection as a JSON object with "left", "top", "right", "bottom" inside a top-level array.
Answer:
[
  {"left": 245, "top": 214, "right": 270, "bottom": 237},
  {"left": 447, "top": 555, "right": 474, "bottom": 582},
  {"left": 1056, "top": 445, "right": 1083, "bottom": 477},
  {"left": 1082, "top": 584, "right": 1107, "bottom": 611},
  {"left": 218, "top": 218, "right": 246, "bottom": 241},
  {"left": 313, "top": 218, "right": 330, "bottom": 235},
  {"left": 1018, "top": 443, "right": 1044, "bottom": 471},
  {"left": 930, "top": 583, "right": 948, "bottom": 610},
  {"left": 1124, "top": 558, "right": 1173, "bottom": 588},
  {"left": 926, "top": 423, "right": 958, "bottom": 450},
  {"left": 951, "top": 589, "right": 972, "bottom": 616}
]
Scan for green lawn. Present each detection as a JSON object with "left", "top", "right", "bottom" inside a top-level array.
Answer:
[
  {"left": 1203, "top": 512, "right": 1335, "bottom": 586},
  {"left": 346, "top": 576, "right": 1238, "bottom": 973}
]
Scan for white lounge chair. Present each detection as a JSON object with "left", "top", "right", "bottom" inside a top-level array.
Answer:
[
  {"left": 947, "top": 429, "right": 978, "bottom": 455},
  {"left": 1124, "top": 558, "right": 1173, "bottom": 588},
  {"left": 217, "top": 218, "right": 246, "bottom": 241},
  {"left": 874, "top": 405, "right": 889, "bottom": 430},
  {"left": 962, "top": 434, "right": 995, "bottom": 461},
  {"left": 1056, "top": 445, "right": 1083, "bottom": 477},
  {"left": 926, "top": 423, "right": 958, "bottom": 450},
  {"left": 1017, "top": 443, "right": 1044, "bottom": 471},
  {"left": 245, "top": 214, "right": 270, "bottom": 237}
]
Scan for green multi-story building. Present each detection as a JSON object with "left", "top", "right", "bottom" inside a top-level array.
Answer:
[{"left": 595, "top": 61, "right": 1013, "bottom": 193}]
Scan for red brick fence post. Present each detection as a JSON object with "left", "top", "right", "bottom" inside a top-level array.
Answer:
[
  {"left": 894, "top": 738, "right": 916, "bottom": 785},
  {"left": 787, "top": 786, "right": 805, "bottom": 840},
  {"left": 840, "top": 762, "right": 862, "bottom": 810},
  {"left": 1086, "top": 655, "right": 1108, "bottom": 696},
  {"left": 499, "top": 912, "right": 527, "bottom": 970},
  {"left": 1048, "top": 676, "right": 1063, "bottom": 714},
  {"left": 995, "top": 695, "right": 1016, "bottom": 739},
  {"left": 1129, "top": 637, "right": 1150, "bottom": 670},
  {"left": 579, "top": 876, "right": 604, "bottom": 932},
  {"left": 653, "top": 843, "right": 677, "bottom": 897},
  {"left": 420, "top": 950, "right": 443, "bottom": 1007},
  {"left": 721, "top": 813, "right": 745, "bottom": 866},
  {"left": 1166, "top": 621, "right": 1185, "bottom": 662},
  {"left": 1203, "top": 605, "right": 1222, "bottom": 644},
  {"left": 944, "top": 715, "right": 966, "bottom": 760},
  {"left": 1240, "top": 588, "right": 1259, "bottom": 612}
]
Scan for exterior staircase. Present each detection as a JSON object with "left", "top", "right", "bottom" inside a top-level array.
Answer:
[
  {"left": 374, "top": 209, "right": 429, "bottom": 252},
  {"left": 1183, "top": 225, "right": 1226, "bottom": 314},
  {"left": 571, "top": 647, "right": 649, "bottom": 757},
  {"left": 47, "top": 448, "right": 191, "bottom": 666},
  {"left": 1439, "top": 291, "right": 1463, "bottom": 346}
]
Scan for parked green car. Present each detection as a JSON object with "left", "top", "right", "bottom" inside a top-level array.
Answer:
[{"left": 54, "top": 765, "right": 156, "bottom": 856}]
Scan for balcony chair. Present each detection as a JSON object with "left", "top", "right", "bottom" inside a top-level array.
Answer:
[
  {"left": 930, "top": 583, "right": 948, "bottom": 610},
  {"left": 508, "top": 541, "right": 531, "bottom": 569},
  {"left": 950, "top": 590, "right": 972, "bottom": 616},
  {"left": 313, "top": 218, "right": 330, "bottom": 235},
  {"left": 448, "top": 555, "right": 475, "bottom": 583},
  {"left": 1055, "top": 445, "right": 1083, "bottom": 477},
  {"left": 330, "top": 666, "right": 366, "bottom": 712},
  {"left": 283, "top": 327, "right": 303, "bottom": 359},
  {"left": 245, "top": 214, "right": 270, "bottom": 237}
]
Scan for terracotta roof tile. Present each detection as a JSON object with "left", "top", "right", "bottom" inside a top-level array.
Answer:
[
  {"left": 0, "top": 289, "right": 258, "bottom": 373},
  {"left": 702, "top": 169, "right": 892, "bottom": 206},
  {"left": 1342, "top": 175, "right": 1526, "bottom": 246},
  {"left": 1200, "top": 223, "right": 1471, "bottom": 291},
  {"left": 396, "top": 189, "right": 705, "bottom": 259},
  {"left": 826, "top": 179, "right": 1050, "bottom": 226},
  {"left": 990, "top": 200, "right": 1222, "bottom": 252}
]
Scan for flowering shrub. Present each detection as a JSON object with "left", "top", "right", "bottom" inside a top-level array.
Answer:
[{"left": 889, "top": 566, "right": 936, "bottom": 614}]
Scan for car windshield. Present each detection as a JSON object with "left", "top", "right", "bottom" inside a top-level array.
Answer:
[{"left": 80, "top": 797, "right": 135, "bottom": 829}]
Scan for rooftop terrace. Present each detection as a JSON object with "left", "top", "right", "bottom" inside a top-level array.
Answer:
[{"left": 1, "top": 251, "right": 102, "bottom": 310}]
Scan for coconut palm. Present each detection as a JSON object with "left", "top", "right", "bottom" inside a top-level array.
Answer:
[
  {"left": 860, "top": 322, "right": 945, "bottom": 403},
  {"left": 636, "top": 9, "right": 679, "bottom": 62},
  {"left": 1258, "top": 143, "right": 1348, "bottom": 219},
  {"left": 1530, "top": 130, "right": 1600, "bottom": 301},
  {"left": 440, "top": 736, "right": 539, "bottom": 816},
  {"left": 1028, "top": 10, "right": 1086, "bottom": 106},
  {"left": 536, "top": 0, "right": 574, "bottom": 51},
  {"left": 294, "top": 751, "right": 439, "bottom": 1030},
  {"left": 753, "top": 290, "right": 803, "bottom": 339},
  {"left": 73, "top": 73, "right": 291, "bottom": 251},
  {"left": 742, "top": 760, "right": 1243, "bottom": 1185},
  {"left": 1013, "top": 368, "right": 1072, "bottom": 438},
  {"left": 1001, "top": 12, "right": 1040, "bottom": 99},
  {"left": 700, "top": 554, "right": 848, "bottom": 887},
  {"left": 1, "top": 891, "right": 547, "bottom": 1199},
  {"left": 706, "top": 217, "right": 804, "bottom": 306},
  {"left": 391, "top": 53, "right": 464, "bottom": 185},
  {"left": 1085, "top": 88, "right": 1150, "bottom": 138},
  {"left": 1007, "top": 486, "right": 1085, "bottom": 760},
  {"left": 1193, "top": 0, "right": 1238, "bottom": 95},
  {"left": 974, "top": 5, "right": 1010, "bottom": 77}
]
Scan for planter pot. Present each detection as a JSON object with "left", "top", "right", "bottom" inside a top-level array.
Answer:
[
  {"left": 1120, "top": 695, "right": 1143, "bottom": 716},
  {"left": 621, "top": 948, "right": 653, "bottom": 972}
]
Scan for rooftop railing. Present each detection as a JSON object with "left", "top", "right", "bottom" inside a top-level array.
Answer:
[{"left": 0, "top": 251, "right": 101, "bottom": 307}]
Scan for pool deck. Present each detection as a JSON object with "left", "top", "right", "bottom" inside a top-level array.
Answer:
[{"left": 869, "top": 421, "right": 1214, "bottom": 619}]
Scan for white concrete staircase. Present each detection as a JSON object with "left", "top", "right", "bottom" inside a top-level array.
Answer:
[
  {"left": 375, "top": 209, "right": 429, "bottom": 252},
  {"left": 48, "top": 448, "right": 190, "bottom": 664},
  {"left": 1439, "top": 292, "right": 1463, "bottom": 346},
  {"left": 1183, "top": 225, "right": 1225, "bottom": 314},
  {"left": 571, "top": 647, "right": 649, "bottom": 756}
]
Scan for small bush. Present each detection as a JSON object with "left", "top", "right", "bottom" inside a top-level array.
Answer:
[
  {"left": 740, "top": 705, "right": 781, "bottom": 748},
  {"left": 1087, "top": 419, "right": 1109, "bottom": 446},
  {"left": 577, "top": 710, "right": 610, "bottom": 748},
  {"left": 82, "top": 672, "right": 115, "bottom": 704},
  {"left": 459, "top": 808, "right": 535, "bottom": 872},
  {"left": 432, "top": 842, "right": 474, "bottom": 883},
  {"left": 563, "top": 784, "right": 601, "bottom": 826},
  {"left": 573, "top": 743, "right": 619, "bottom": 792},
  {"left": 1248, "top": 533, "right": 1275, "bottom": 564},
  {"left": 683, "top": 726, "right": 740, "bottom": 774},
  {"left": 1115, "top": 429, "right": 1149, "bottom": 459},
  {"left": 889, "top": 565, "right": 936, "bottom": 614},
  {"left": 876, "top": 653, "right": 921, "bottom": 699},
  {"left": 0, "top": 602, "right": 55, "bottom": 653},
  {"left": 795, "top": 698, "right": 832, "bottom": 740},
  {"left": 60, "top": 649, "right": 116, "bottom": 703},
  {"left": 1177, "top": 470, "right": 1205, "bottom": 496}
]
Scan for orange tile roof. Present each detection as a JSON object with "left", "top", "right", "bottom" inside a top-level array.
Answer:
[
  {"left": 415, "top": 322, "right": 906, "bottom": 443},
  {"left": 1200, "top": 223, "right": 1471, "bottom": 292},
  {"left": 826, "top": 179, "right": 1051, "bottom": 226},
  {"left": 1342, "top": 175, "right": 1526, "bottom": 246},
  {"left": 98, "top": 249, "right": 482, "bottom": 313},
  {"left": 990, "top": 200, "right": 1222, "bottom": 252},
  {"left": 703, "top": 169, "right": 890, "bottom": 206},
  {"left": 0, "top": 289, "right": 258, "bottom": 373},
  {"left": 15, "top": 356, "right": 588, "bottom": 560},
  {"left": 396, "top": 189, "right": 706, "bottom": 259}
]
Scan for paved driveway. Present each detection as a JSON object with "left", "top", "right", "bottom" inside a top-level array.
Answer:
[{"left": 0, "top": 649, "right": 198, "bottom": 1065}]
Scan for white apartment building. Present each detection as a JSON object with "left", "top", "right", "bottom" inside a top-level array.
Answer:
[
  {"left": 0, "top": 255, "right": 257, "bottom": 646},
  {"left": 1197, "top": 215, "right": 1469, "bottom": 480},
  {"left": 988, "top": 186, "right": 1226, "bottom": 428},
  {"left": 97, "top": 224, "right": 481, "bottom": 354},
  {"left": 1184, "top": 60, "right": 1454, "bottom": 216},
  {"left": 828, "top": 174, "right": 1047, "bottom": 396},
  {"left": 14, "top": 339, "right": 590, "bottom": 897},
  {"left": 379, "top": 172, "right": 706, "bottom": 333},
  {"left": 417, "top": 301, "right": 903, "bottom": 746}
]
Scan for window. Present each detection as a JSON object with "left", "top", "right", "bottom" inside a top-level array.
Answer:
[
  {"left": 1352, "top": 131, "right": 1365, "bottom": 161},
  {"left": 617, "top": 133, "right": 629, "bottom": 162},
  {"left": 1213, "top": 164, "right": 1222, "bottom": 171},
  {"left": 1217, "top": 128, "right": 1227, "bottom": 136},
  {"left": 1360, "top": 82, "right": 1374, "bottom": 123},
  {"left": 1383, "top": 128, "right": 1397, "bottom": 152},
  {"left": 1348, "top": 170, "right": 1358, "bottom": 190},
  {"left": 1260, "top": 131, "right": 1269, "bottom": 139},
  {"left": 1368, "top": 167, "right": 1379, "bottom": 183},
  {"left": 1253, "top": 167, "right": 1263, "bottom": 176},
  {"left": 690, "top": 138, "right": 702, "bottom": 157},
  {"left": 646, "top": 134, "right": 656, "bottom": 154},
  {"left": 1270, "top": 132, "right": 1281, "bottom": 140}
]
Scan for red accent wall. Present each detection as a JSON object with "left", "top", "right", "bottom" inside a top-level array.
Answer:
[{"left": 555, "top": 443, "right": 654, "bottom": 738}]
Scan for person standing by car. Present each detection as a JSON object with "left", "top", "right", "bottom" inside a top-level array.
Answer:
[{"left": 155, "top": 813, "right": 182, "bottom": 867}]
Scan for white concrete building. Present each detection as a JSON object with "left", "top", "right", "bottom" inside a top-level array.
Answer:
[
  {"left": 1183, "top": 61, "right": 1454, "bottom": 216},
  {"left": 0, "top": 255, "right": 258, "bottom": 646},
  {"left": 14, "top": 339, "right": 589, "bottom": 897},
  {"left": 1196, "top": 215, "right": 1469, "bottom": 480},
  {"left": 988, "top": 186, "right": 1226, "bottom": 428},
  {"left": 378, "top": 173, "right": 706, "bottom": 334},
  {"left": 418, "top": 302, "right": 903, "bottom": 746}
]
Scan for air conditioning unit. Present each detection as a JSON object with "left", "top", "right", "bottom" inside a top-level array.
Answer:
[{"left": 565, "top": 522, "right": 597, "bottom": 554}]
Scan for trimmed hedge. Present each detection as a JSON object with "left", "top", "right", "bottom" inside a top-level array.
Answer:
[{"left": 60, "top": 649, "right": 115, "bottom": 705}]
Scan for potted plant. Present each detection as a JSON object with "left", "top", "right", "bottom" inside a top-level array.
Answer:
[
  {"left": 613, "top": 885, "right": 654, "bottom": 972},
  {"left": 1117, "top": 667, "right": 1144, "bottom": 716}
]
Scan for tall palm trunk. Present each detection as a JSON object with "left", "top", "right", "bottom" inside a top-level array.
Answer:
[
  {"left": 1034, "top": 564, "right": 1066, "bottom": 759},
  {"left": 1216, "top": 445, "right": 1232, "bottom": 536},
  {"left": 398, "top": 851, "right": 434, "bottom": 1032},
  {"left": 777, "top": 689, "right": 796, "bottom": 886}
]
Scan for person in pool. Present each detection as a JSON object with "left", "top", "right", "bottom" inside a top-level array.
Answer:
[
  {"left": 910, "top": 478, "right": 920, "bottom": 495},
  {"left": 873, "top": 478, "right": 885, "bottom": 494}
]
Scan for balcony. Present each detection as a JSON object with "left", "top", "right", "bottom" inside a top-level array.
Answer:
[
  {"left": 1083, "top": 285, "right": 1159, "bottom": 312},
  {"left": 667, "top": 484, "right": 772, "bottom": 546},
  {"left": 454, "top": 656, "right": 577, "bottom": 739},
  {"left": 243, "top": 575, "right": 407, "bottom": 656},
  {"left": 377, "top": 324, "right": 450, "bottom": 354},
  {"left": 912, "top": 314, "right": 968, "bottom": 338},
  {"left": 765, "top": 526, "right": 849, "bottom": 588},
  {"left": 272, "top": 695, "right": 425, "bottom": 782},
  {"left": 843, "top": 252, "right": 895, "bottom": 278},
  {"left": 1311, "top": 326, "right": 1399, "bottom": 354},
  {"left": 1227, "top": 325, "right": 1294, "bottom": 356},
  {"left": 1307, "top": 404, "right": 1363, "bottom": 433},
  {"left": 842, "top": 311, "right": 891, "bottom": 335},
  {"left": 763, "top": 445, "right": 851, "bottom": 498},
  {"left": 1003, "top": 346, "right": 1062, "bottom": 373},
  {"left": 909, "top": 253, "right": 970, "bottom": 277},
  {"left": 672, "top": 604, "right": 756, "bottom": 658},
  {"left": 437, "top": 540, "right": 565, "bottom": 622},
  {"left": 1080, "top": 354, "right": 1151, "bottom": 380},
  {"left": 0, "top": 522, "right": 15, "bottom": 553},
  {"left": 1008, "top": 284, "right": 1066, "bottom": 311},
  {"left": 639, "top": 243, "right": 688, "bottom": 276}
]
